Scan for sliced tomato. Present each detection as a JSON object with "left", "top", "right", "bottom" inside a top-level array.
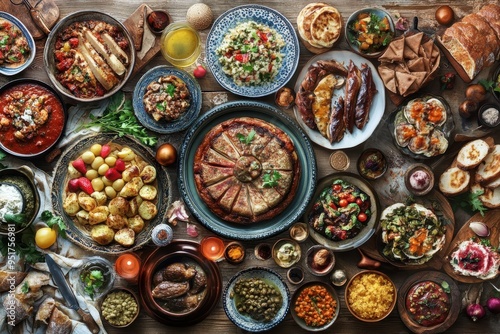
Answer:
[
  {"left": 329, "top": 202, "right": 338, "bottom": 210},
  {"left": 234, "top": 53, "right": 250, "bottom": 63},
  {"left": 56, "top": 59, "right": 73, "bottom": 72},
  {"left": 356, "top": 198, "right": 363, "bottom": 206}
]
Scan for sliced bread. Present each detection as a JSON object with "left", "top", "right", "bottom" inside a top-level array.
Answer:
[
  {"left": 475, "top": 145, "right": 500, "bottom": 184},
  {"left": 456, "top": 139, "right": 490, "bottom": 170},
  {"left": 472, "top": 183, "right": 500, "bottom": 208},
  {"left": 439, "top": 166, "right": 470, "bottom": 196}
]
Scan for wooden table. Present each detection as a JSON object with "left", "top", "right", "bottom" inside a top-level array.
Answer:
[{"left": 2, "top": 0, "right": 500, "bottom": 333}]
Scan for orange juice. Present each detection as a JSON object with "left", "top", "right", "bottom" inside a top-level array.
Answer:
[{"left": 161, "top": 23, "right": 201, "bottom": 67}]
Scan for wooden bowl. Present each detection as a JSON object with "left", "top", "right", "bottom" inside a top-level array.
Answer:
[
  {"left": 272, "top": 238, "right": 301, "bottom": 268},
  {"left": 100, "top": 287, "right": 140, "bottom": 328},
  {"left": 345, "top": 270, "right": 397, "bottom": 322}
]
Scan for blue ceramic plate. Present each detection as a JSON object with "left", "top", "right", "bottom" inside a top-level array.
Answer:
[
  {"left": 223, "top": 267, "right": 290, "bottom": 332},
  {"left": 0, "top": 12, "right": 36, "bottom": 76},
  {"left": 206, "top": 5, "right": 299, "bottom": 97},
  {"left": 179, "top": 101, "right": 317, "bottom": 240},
  {"left": 133, "top": 65, "right": 202, "bottom": 134}
]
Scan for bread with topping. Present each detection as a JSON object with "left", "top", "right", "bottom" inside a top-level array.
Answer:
[
  {"left": 439, "top": 166, "right": 470, "bottom": 196},
  {"left": 476, "top": 145, "right": 500, "bottom": 184},
  {"left": 456, "top": 139, "right": 490, "bottom": 170}
]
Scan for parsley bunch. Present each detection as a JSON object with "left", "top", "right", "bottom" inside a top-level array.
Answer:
[
  {"left": 79, "top": 91, "right": 157, "bottom": 147},
  {"left": 450, "top": 190, "right": 488, "bottom": 216}
]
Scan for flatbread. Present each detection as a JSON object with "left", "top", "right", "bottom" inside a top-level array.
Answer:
[
  {"left": 378, "top": 65, "right": 397, "bottom": 94},
  {"left": 297, "top": 3, "right": 327, "bottom": 44},
  {"left": 407, "top": 57, "right": 425, "bottom": 72},
  {"left": 396, "top": 71, "right": 417, "bottom": 97},
  {"left": 405, "top": 32, "right": 424, "bottom": 56},
  {"left": 309, "top": 7, "right": 342, "bottom": 48},
  {"left": 379, "top": 37, "right": 405, "bottom": 63}
]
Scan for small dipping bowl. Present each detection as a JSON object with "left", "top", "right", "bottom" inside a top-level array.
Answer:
[
  {"left": 275, "top": 87, "right": 295, "bottom": 109},
  {"left": 357, "top": 148, "right": 387, "bottom": 180},
  {"left": 404, "top": 163, "right": 434, "bottom": 196},
  {"left": 272, "top": 239, "right": 301, "bottom": 268},
  {"left": 289, "top": 222, "right": 309, "bottom": 243},
  {"left": 330, "top": 150, "right": 350, "bottom": 171},
  {"left": 100, "top": 287, "right": 140, "bottom": 328},
  {"left": 160, "top": 22, "right": 201, "bottom": 68},
  {"left": 254, "top": 243, "right": 272, "bottom": 261},
  {"left": 76, "top": 256, "right": 115, "bottom": 300},
  {"left": 224, "top": 241, "right": 245, "bottom": 264},
  {"left": 287, "top": 267, "right": 305, "bottom": 285},
  {"left": 147, "top": 10, "right": 171, "bottom": 34},
  {"left": 305, "top": 245, "right": 335, "bottom": 276},
  {"left": 478, "top": 103, "right": 500, "bottom": 128}
]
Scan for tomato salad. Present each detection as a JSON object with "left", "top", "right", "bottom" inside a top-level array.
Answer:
[
  {"left": 216, "top": 21, "right": 285, "bottom": 86},
  {"left": 0, "top": 18, "right": 31, "bottom": 68},
  {"left": 308, "top": 179, "right": 371, "bottom": 241}
]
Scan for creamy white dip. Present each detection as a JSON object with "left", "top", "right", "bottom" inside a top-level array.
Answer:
[{"left": 0, "top": 184, "right": 24, "bottom": 223}]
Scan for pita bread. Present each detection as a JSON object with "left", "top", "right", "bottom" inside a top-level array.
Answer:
[
  {"left": 405, "top": 32, "right": 424, "bottom": 56},
  {"left": 396, "top": 72, "right": 417, "bottom": 97},
  {"left": 412, "top": 71, "right": 427, "bottom": 87},
  {"left": 297, "top": 3, "right": 327, "bottom": 45},
  {"left": 310, "top": 7, "right": 342, "bottom": 48},
  {"left": 378, "top": 65, "right": 397, "bottom": 94},
  {"left": 379, "top": 37, "right": 405, "bottom": 62},
  {"left": 407, "top": 57, "right": 425, "bottom": 72}
]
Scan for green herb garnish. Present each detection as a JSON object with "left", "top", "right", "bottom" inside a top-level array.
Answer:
[
  {"left": 441, "top": 281, "right": 450, "bottom": 294},
  {"left": 236, "top": 129, "right": 256, "bottom": 145},
  {"left": 450, "top": 190, "right": 488, "bottom": 216},
  {"left": 262, "top": 170, "right": 282, "bottom": 188},
  {"left": 78, "top": 91, "right": 157, "bottom": 147},
  {"left": 21, "top": 282, "right": 30, "bottom": 294},
  {"left": 165, "top": 83, "right": 175, "bottom": 97},
  {"left": 81, "top": 269, "right": 104, "bottom": 300},
  {"left": 41, "top": 210, "right": 67, "bottom": 238},
  {"left": 0, "top": 150, "right": 5, "bottom": 170},
  {"left": 479, "top": 79, "right": 500, "bottom": 92},
  {"left": 0, "top": 228, "right": 44, "bottom": 264},
  {"left": 156, "top": 101, "right": 166, "bottom": 112}
]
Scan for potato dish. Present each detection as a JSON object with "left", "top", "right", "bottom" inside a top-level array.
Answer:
[{"left": 62, "top": 142, "right": 158, "bottom": 247}]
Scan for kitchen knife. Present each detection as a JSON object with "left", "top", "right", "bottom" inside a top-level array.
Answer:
[{"left": 45, "top": 254, "right": 100, "bottom": 334}]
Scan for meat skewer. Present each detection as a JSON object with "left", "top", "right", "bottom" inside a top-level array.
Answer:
[
  {"left": 343, "top": 60, "right": 361, "bottom": 133},
  {"left": 327, "top": 96, "right": 345, "bottom": 143},
  {"left": 354, "top": 63, "right": 378, "bottom": 130}
]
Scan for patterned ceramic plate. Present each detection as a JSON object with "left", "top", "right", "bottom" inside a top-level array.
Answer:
[
  {"left": 223, "top": 267, "right": 290, "bottom": 332},
  {"left": 132, "top": 65, "right": 202, "bottom": 134},
  {"left": 206, "top": 5, "right": 299, "bottom": 97},
  {"left": 0, "top": 12, "right": 36, "bottom": 76},
  {"left": 178, "top": 101, "right": 317, "bottom": 240}
]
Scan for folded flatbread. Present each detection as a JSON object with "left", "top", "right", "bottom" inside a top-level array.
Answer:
[
  {"left": 379, "top": 37, "right": 405, "bottom": 63},
  {"left": 378, "top": 65, "right": 397, "bottom": 94}
]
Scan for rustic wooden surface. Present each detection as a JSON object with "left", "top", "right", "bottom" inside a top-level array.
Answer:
[{"left": 3, "top": 0, "right": 500, "bottom": 333}]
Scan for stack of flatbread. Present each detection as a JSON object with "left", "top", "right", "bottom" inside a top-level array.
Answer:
[
  {"left": 297, "top": 3, "right": 342, "bottom": 54},
  {"left": 377, "top": 32, "right": 440, "bottom": 97}
]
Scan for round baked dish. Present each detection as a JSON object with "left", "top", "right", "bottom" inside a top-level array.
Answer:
[{"left": 194, "top": 117, "right": 300, "bottom": 224}]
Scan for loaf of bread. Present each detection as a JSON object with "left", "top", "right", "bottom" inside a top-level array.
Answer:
[{"left": 439, "top": 4, "right": 500, "bottom": 80}]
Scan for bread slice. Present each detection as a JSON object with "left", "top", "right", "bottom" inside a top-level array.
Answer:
[
  {"left": 476, "top": 145, "right": 500, "bottom": 184},
  {"left": 456, "top": 139, "right": 490, "bottom": 170},
  {"left": 485, "top": 175, "right": 500, "bottom": 189},
  {"left": 472, "top": 182, "right": 500, "bottom": 208},
  {"left": 439, "top": 166, "right": 470, "bottom": 196}
]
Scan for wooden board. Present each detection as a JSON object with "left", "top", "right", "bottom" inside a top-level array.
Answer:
[
  {"left": 442, "top": 210, "right": 500, "bottom": 283},
  {"left": 0, "top": 0, "right": 59, "bottom": 40},
  {"left": 359, "top": 190, "right": 455, "bottom": 271},
  {"left": 123, "top": 4, "right": 162, "bottom": 78}
]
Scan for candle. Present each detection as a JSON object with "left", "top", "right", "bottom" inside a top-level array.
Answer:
[
  {"left": 200, "top": 236, "right": 225, "bottom": 261},
  {"left": 115, "top": 253, "right": 141, "bottom": 283}
]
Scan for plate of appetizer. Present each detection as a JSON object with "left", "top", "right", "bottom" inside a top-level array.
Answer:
[
  {"left": 52, "top": 133, "right": 171, "bottom": 254},
  {"left": 0, "top": 12, "right": 36, "bottom": 76},
  {"left": 398, "top": 271, "right": 461, "bottom": 334},
  {"left": 206, "top": 4, "right": 299, "bottom": 97},
  {"left": 443, "top": 211, "right": 500, "bottom": 283},
  {"left": 179, "top": 100, "right": 316, "bottom": 240},
  {"left": 389, "top": 94, "right": 454, "bottom": 159},
  {"left": 132, "top": 65, "right": 202, "bottom": 134},
  {"left": 293, "top": 50, "right": 385, "bottom": 149},
  {"left": 304, "top": 172, "right": 380, "bottom": 252}
]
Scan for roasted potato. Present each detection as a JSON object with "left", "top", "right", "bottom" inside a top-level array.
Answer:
[
  {"left": 91, "top": 224, "right": 115, "bottom": 245},
  {"left": 140, "top": 165, "right": 157, "bottom": 184},
  {"left": 78, "top": 192, "right": 97, "bottom": 211},
  {"left": 106, "top": 214, "right": 127, "bottom": 230},
  {"left": 119, "top": 177, "right": 144, "bottom": 198},
  {"left": 63, "top": 193, "right": 79, "bottom": 216},
  {"left": 76, "top": 210, "right": 90, "bottom": 225},
  {"left": 126, "top": 196, "right": 143, "bottom": 217},
  {"left": 127, "top": 215, "right": 145, "bottom": 234},
  {"left": 91, "top": 191, "right": 107, "bottom": 206},
  {"left": 117, "top": 147, "right": 136, "bottom": 161},
  {"left": 108, "top": 196, "right": 129, "bottom": 216},
  {"left": 67, "top": 164, "right": 81, "bottom": 179},
  {"left": 114, "top": 228, "right": 135, "bottom": 247},
  {"left": 122, "top": 165, "right": 140, "bottom": 182},
  {"left": 89, "top": 206, "right": 110, "bottom": 225},
  {"left": 138, "top": 201, "right": 157, "bottom": 220},
  {"left": 139, "top": 185, "right": 157, "bottom": 201}
]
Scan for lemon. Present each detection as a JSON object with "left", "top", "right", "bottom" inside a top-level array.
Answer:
[{"left": 35, "top": 227, "right": 57, "bottom": 249}]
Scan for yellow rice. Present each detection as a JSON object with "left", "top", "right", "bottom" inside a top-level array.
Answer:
[{"left": 347, "top": 272, "right": 395, "bottom": 320}]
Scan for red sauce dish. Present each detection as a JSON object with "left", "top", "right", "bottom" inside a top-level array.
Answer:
[{"left": 0, "top": 79, "right": 65, "bottom": 157}]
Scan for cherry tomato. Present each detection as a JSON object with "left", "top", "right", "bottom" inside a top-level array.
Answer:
[
  {"left": 35, "top": 227, "right": 57, "bottom": 249},
  {"left": 358, "top": 213, "right": 368, "bottom": 223},
  {"left": 333, "top": 184, "right": 342, "bottom": 192},
  {"left": 356, "top": 198, "right": 363, "bottom": 206},
  {"left": 347, "top": 194, "right": 356, "bottom": 203},
  {"left": 339, "top": 199, "right": 348, "bottom": 207},
  {"left": 329, "top": 202, "right": 337, "bottom": 210}
]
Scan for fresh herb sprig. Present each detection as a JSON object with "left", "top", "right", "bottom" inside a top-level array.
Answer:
[
  {"left": 236, "top": 129, "right": 256, "bottom": 145},
  {"left": 0, "top": 150, "right": 6, "bottom": 170},
  {"left": 0, "top": 228, "right": 45, "bottom": 264},
  {"left": 81, "top": 269, "right": 104, "bottom": 300},
  {"left": 449, "top": 190, "right": 488, "bottom": 216},
  {"left": 479, "top": 79, "right": 500, "bottom": 93},
  {"left": 78, "top": 91, "right": 158, "bottom": 147},
  {"left": 41, "top": 210, "right": 67, "bottom": 238},
  {"left": 262, "top": 170, "right": 282, "bottom": 188}
]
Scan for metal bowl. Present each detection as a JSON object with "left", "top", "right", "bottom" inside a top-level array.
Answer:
[{"left": 43, "top": 11, "right": 136, "bottom": 102}]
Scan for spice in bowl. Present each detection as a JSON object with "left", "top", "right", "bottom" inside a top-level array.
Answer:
[
  {"left": 330, "top": 151, "right": 350, "bottom": 171},
  {"left": 101, "top": 289, "right": 139, "bottom": 327},
  {"left": 404, "top": 163, "right": 434, "bottom": 196},
  {"left": 225, "top": 241, "right": 245, "bottom": 264},
  {"left": 287, "top": 267, "right": 305, "bottom": 285},
  {"left": 478, "top": 104, "right": 500, "bottom": 128},
  {"left": 357, "top": 148, "right": 387, "bottom": 180},
  {"left": 289, "top": 222, "right": 309, "bottom": 243},
  {"left": 255, "top": 243, "right": 272, "bottom": 260}
]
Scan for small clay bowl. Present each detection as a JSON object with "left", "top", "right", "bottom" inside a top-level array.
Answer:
[
  {"left": 287, "top": 267, "right": 305, "bottom": 285},
  {"left": 272, "top": 239, "right": 301, "bottom": 268},
  {"left": 305, "top": 245, "right": 335, "bottom": 276},
  {"left": 147, "top": 10, "right": 171, "bottom": 34},
  {"left": 289, "top": 222, "right": 309, "bottom": 243},
  {"left": 224, "top": 241, "right": 246, "bottom": 264},
  {"left": 254, "top": 243, "right": 272, "bottom": 261},
  {"left": 404, "top": 163, "right": 434, "bottom": 196},
  {"left": 478, "top": 103, "right": 500, "bottom": 128},
  {"left": 101, "top": 287, "right": 140, "bottom": 328},
  {"left": 275, "top": 87, "right": 295, "bottom": 109},
  {"left": 357, "top": 148, "right": 388, "bottom": 180}
]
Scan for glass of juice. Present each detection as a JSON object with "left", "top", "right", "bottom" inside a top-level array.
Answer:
[{"left": 161, "top": 22, "right": 201, "bottom": 68}]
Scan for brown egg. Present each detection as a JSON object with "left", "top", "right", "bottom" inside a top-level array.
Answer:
[{"left": 155, "top": 143, "right": 177, "bottom": 166}]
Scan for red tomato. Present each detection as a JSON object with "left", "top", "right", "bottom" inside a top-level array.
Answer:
[
  {"left": 339, "top": 199, "right": 348, "bottom": 207},
  {"left": 329, "top": 202, "right": 337, "bottom": 210},
  {"left": 356, "top": 198, "right": 363, "bottom": 206},
  {"left": 257, "top": 31, "right": 268, "bottom": 42},
  {"left": 358, "top": 213, "right": 368, "bottom": 222},
  {"left": 69, "top": 38, "right": 79, "bottom": 48},
  {"left": 347, "top": 194, "right": 356, "bottom": 203},
  {"left": 333, "top": 184, "right": 342, "bottom": 192}
]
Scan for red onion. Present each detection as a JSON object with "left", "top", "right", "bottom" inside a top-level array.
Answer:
[
  {"left": 486, "top": 297, "right": 500, "bottom": 314},
  {"left": 466, "top": 303, "right": 486, "bottom": 321}
]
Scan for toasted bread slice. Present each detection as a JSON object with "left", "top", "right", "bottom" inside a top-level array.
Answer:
[
  {"left": 456, "top": 139, "right": 490, "bottom": 170},
  {"left": 476, "top": 145, "right": 500, "bottom": 184},
  {"left": 473, "top": 183, "right": 500, "bottom": 208},
  {"left": 485, "top": 175, "right": 500, "bottom": 189},
  {"left": 439, "top": 166, "right": 470, "bottom": 196}
]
